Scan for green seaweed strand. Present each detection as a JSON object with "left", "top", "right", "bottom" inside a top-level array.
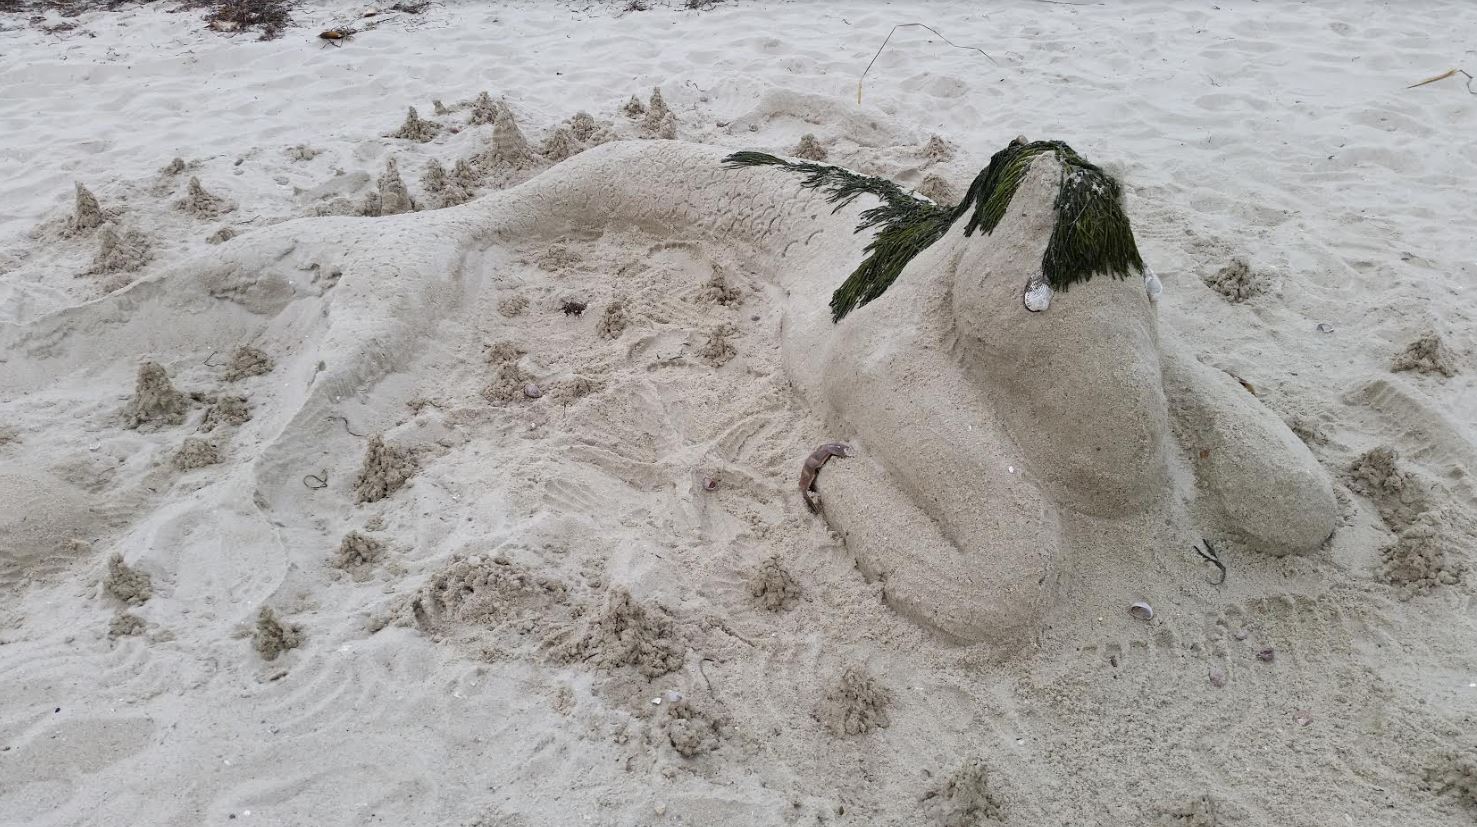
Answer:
[{"left": 723, "top": 139, "right": 1142, "bottom": 322}]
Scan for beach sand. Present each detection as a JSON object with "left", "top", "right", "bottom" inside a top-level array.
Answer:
[{"left": 1, "top": 2, "right": 1476, "bottom": 824}]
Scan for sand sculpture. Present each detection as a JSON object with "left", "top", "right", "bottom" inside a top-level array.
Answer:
[{"left": 0, "top": 138, "right": 1337, "bottom": 650}]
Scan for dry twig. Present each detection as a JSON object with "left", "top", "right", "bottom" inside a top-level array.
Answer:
[{"left": 858, "top": 23, "right": 996, "bottom": 104}]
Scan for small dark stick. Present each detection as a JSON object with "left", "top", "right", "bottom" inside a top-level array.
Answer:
[
  {"left": 1193, "top": 538, "right": 1227, "bottom": 584},
  {"left": 799, "top": 442, "right": 851, "bottom": 514}
]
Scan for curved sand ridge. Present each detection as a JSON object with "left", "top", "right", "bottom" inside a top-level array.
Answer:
[{"left": 0, "top": 140, "right": 1336, "bottom": 649}]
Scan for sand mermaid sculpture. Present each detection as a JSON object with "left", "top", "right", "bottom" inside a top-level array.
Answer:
[{"left": 0, "top": 137, "right": 1336, "bottom": 648}]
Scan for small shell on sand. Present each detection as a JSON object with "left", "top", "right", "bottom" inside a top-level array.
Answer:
[
  {"left": 523, "top": 383, "right": 542, "bottom": 399},
  {"left": 1128, "top": 601, "right": 1154, "bottom": 621}
]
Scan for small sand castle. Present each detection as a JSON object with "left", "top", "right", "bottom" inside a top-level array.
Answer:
[
  {"left": 389, "top": 106, "right": 440, "bottom": 142},
  {"left": 485, "top": 106, "right": 535, "bottom": 168},
  {"left": 88, "top": 226, "right": 152, "bottom": 277},
  {"left": 124, "top": 361, "right": 188, "bottom": 428},
  {"left": 469, "top": 91, "right": 503, "bottom": 125},
  {"left": 540, "top": 126, "right": 580, "bottom": 162},
  {"left": 567, "top": 111, "right": 600, "bottom": 142},
  {"left": 640, "top": 87, "right": 677, "bottom": 139},
  {"left": 792, "top": 133, "right": 826, "bottom": 161},
  {"left": 70, "top": 182, "right": 105, "bottom": 235},
  {"left": 177, "top": 176, "right": 233, "bottom": 218},
  {"left": 376, "top": 157, "right": 415, "bottom": 215}
]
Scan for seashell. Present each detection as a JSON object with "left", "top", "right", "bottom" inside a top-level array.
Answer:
[
  {"left": 702, "top": 476, "right": 718, "bottom": 491},
  {"left": 1144, "top": 267, "right": 1163, "bottom": 302},
  {"left": 1255, "top": 647, "right": 1275, "bottom": 662},
  {"left": 1208, "top": 665, "right": 1227, "bottom": 688},
  {"left": 523, "top": 383, "right": 542, "bottom": 399},
  {"left": 1128, "top": 601, "right": 1154, "bottom": 621},
  {"left": 1315, "top": 322, "right": 1334, "bottom": 333},
  {"left": 1023, "top": 278, "right": 1053, "bottom": 312}
]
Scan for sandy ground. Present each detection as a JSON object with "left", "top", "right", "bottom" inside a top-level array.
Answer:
[{"left": 2, "top": 1, "right": 1477, "bottom": 825}]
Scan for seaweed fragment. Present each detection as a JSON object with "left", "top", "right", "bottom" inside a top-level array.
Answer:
[{"left": 723, "top": 139, "right": 1144, "bottom": 321}]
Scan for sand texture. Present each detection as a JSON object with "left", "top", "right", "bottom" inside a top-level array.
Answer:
[{"left": 2, "top": 2, "right": 1476, "bottom": 826}]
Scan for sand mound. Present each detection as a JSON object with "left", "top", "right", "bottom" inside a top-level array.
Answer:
[
  {"left": 88, "top": 226, "right": 152, "bottom": 278},
  {"left": 405, "top": 556, "right": 566, "bottom": 632},
  {"left": 483, "top": 340, "right": 526, "bottom": 364},
  {"left": 485, "top": 107, "right": 534, "bottom": 168},
  {"left": 1379, "top": 510, "right": 1463, "bottom": 596},
  {"left": 353, "top": 436, "right": 416, "bottom": 504},
  {"left": 697, "top": 266, "right": 743, "bottom": 306},
  {"left": 1346, "top": 446, "right": 1429, "bottom": 532},
  {"left": 367, "top": 157, "right": 415, "bottom": 216},
  {"left": 224, "top": 345, "right": 273, "bottom": 380},
  {"left": 916, "top": 173, "right": 957, "bottom": 204},
  {"left": 641, "top": 88, "right": 677, "bottom": 139},
  {"left": 253, "top": 607, "right": 303, "bottom": 661},
  {"left": 792, "top": 133, "right": 827, "bottom": 161},
  {"left": 815, "top": 665, "right": 891, "bottom": 736},
  {"left": 697, "top": 323, "right": 736, "bottom": 366},
  {"left": 468, "top": 90, "right": 503, "bottom": 125},
  {"left": 124, "top": 361, "right": 188, "bottom": 428},
  {"left": 540, "top": 126, "right": 581, "bottom": 162},
  {"left": 553, "top": 588, "right": 684, "bottom": 679},
  {"left": 103, "top": 553, "right": 152, "bottom": 605},
  {"left": 1203, "top": 258, "right": 1270, "bottom": 302},
  {"left": 1391, "top": 331, "right": 1458, "bottom": 377},
  {"left": 482, "top": 361, "right": 536, "bottom": 403},
  {"left": 595, "top": 298, "right": 628, "bottom": 339},
  {"left": 747, "top": 555, "right": 800, "bottom": 611},
  {"left": 199, "top": 394, "right": 250, "bottom": 431},
  {"left": 331, "top": 531, "right": 384, "bottom": 580},
  {"left": 388, "top": 106, "right": 440, "bottom": 142},
  {"left": 69, "top": 182, "right": 105, "bottom": 235},
  {"left": 497, "top": 293, "right": 529, "bottom": 317},
  {"left": 921, "top": 757, "right": 1004, "bottom": 826},
  {"left": 176, "top": 176, "right": 232, "bottom": 218},
  {"left": 662, "top": 697, "right": 725, "bottom": 758},
  {"left": 172, "top": 437, "right": 221, "bottom": 470},
  {"left": 922, "top": 134, "right": 955, "bottom": 163},
  {"left": 422, "top": 158, "right": 475, "bottom": 208},
  {"left": 108, "top": 611, "right": 147, "bottom": 639}
]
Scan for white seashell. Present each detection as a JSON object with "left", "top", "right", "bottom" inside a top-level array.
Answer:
[
  {"left": 1144, "top": 268, "right": 1163, "bottom": 302},
  {"left": 1128, "top": 601, "right": 1154, "bottom": 621},
  {"left": 1315, "top": 322, "right": 1334, "bottom": 333},
  {"left": 1023, "top": 279, "right": 1053, "bottom": 312}
]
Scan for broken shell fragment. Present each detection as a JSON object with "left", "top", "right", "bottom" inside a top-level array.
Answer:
[
  {"left": 1255, "top": 648, "right": 1275, "bottom": 662},
  {"left": 1128, "top": 602, "right": 1154, "bottom": 621},
  {"left": 1315, "top": 322, "right": 1334, "bottom": 333},
  {"left": 1208, "top": 665, "right": 1227, "bottom": 688},
  {"left": 702, "top": 476, "right": 718, "bottom": 491},
  {"left": 522, "top": 383, "right": 542, "bottom": 399}
]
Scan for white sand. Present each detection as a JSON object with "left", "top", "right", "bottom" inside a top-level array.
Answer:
[{"left": 2, "top": 2, "right": 1477, "bottom": 825}]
